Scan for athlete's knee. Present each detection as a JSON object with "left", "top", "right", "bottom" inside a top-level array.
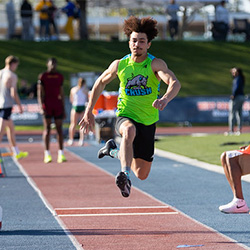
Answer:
[
  {"left": 134, "top": 170, "right": 149, "bottom": 180},
  {"left": 220, "top": 151, "right": 227, "bottom": 165},
  {"left": 44, "top": 124, "right": 51, "bottom": 133},
  {"left": 121, "top": 124, "right": 136, "bottom": 142}
]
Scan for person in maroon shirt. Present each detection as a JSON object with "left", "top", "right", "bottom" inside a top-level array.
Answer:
[{"left": 37, "top": 57, "right": 66, "bottom": 163}]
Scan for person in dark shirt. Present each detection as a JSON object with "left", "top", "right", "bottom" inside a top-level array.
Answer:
[
  {"left": 37, "top": 58, "right": 66, "bottom": 163},
  {"left": 20, "top": 0, "right": 33, "bottom": 40},
  {"left": 225, "top": 67, "right": 245, "bottom": 135}
]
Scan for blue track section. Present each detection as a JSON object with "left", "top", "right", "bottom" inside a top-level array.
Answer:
[
  {"left": 68, "top": 143, "right": 250, "bottom": 249},
  {"left": 0, "top": 154, "right": 77, "bottom": 250}
]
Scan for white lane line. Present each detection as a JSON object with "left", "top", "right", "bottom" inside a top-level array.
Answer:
[
  {"left": 55, "top": 206, "right": 170, "bottom": 210},
  {"left": 14, "top": 158, "right": 83, "bottom": 250},
  {"left": 58, "top": 212, "right": 178, "bottom": 217}
]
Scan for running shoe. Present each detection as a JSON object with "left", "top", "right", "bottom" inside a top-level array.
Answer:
[
  {"left": 97, "top": 139, "right": 117, "bottom": 159},
  {"left": 44, "top": 155, "right": 52, "bottom": 164},
  {"left": 219, "top": 198, "right": 249, "bottom": 213},
  {"left": 78, "top": 140, "right": 84, "bottom": 146},
  {"left": 57, "top": 154, "right": 67, "bottom": 163},
  {"left": 15, "top": 151, "right": 28, "bottom": 160},
  {"left": 115, "top": 171, "right": 131, "bottom": 198},
  {"left": 0, "top": 205, "right": 2, "bottom": 230}
]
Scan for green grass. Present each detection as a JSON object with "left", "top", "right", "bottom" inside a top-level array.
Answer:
[
  {"left": 0, "top": 40, "right": 250, "bottom": 96},
  {"left": 155, "top": 133, "right": 250, "bottom": 166},
  {"left": 15, "top": 125, "right": 43, "bottom": 131},
  {"left": 4, "top": 40, "right": 250, "bottom": 166}
]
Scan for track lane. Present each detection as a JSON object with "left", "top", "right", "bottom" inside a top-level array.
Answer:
[{"left": 12, "top": 142, "right": 250, "bottom": 250}]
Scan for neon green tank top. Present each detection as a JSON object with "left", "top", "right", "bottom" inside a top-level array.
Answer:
[{"left": 116, "top": 53, "right": 160, "bottom": 125}]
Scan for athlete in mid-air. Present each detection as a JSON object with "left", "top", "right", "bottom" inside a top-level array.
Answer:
[{"left": 79, "top": 16, "right": 181, "bottom": 198}]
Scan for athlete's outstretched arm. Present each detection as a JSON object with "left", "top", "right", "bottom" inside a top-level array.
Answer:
[
  {"left": 152, "top": 58, "right": 181, "bottom": 111},
  {"left": 79, "top": 60, "right": 119, "bottom": 133}
]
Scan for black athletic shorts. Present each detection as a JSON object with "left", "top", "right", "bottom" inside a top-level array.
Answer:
[
  {"left": 0, "top": 107, "right": 12, "bottom": 120},
  {"left": 115, "top": 116, "right": 156, "bottom": 162}
]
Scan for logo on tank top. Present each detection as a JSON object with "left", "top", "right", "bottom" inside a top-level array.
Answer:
[{"left": 125, "top": 74, "right": 152, "bottom": 96}]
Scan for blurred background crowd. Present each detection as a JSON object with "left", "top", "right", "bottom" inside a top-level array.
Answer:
[{"left": 0, "top": 0, "right": 250, "bottom": 42}]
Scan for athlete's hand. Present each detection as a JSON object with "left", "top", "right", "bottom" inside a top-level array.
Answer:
[
  {"left": 152, "top": 98, "right": 168, "bottom": 111},
  {"left": 19, "top": 105, "right": 23, "bottom": 114},
  {"left": 39, "top": 107, "right": 44, "bottom": 115},
  {"left": 79, "top": 110, "right": 95, "bottom": 134}
]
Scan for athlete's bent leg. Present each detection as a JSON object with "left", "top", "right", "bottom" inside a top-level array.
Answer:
[{"left": 131, "top": 158, "right": 152, "bottom": 180}]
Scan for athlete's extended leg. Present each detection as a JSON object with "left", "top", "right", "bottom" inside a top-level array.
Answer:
[
  {"left": 55, "top": 118, "right": 64, "bottom": 150},
  {"left": 68, "top": 109, "right": 77, "bottom": 145},
  {"left": 220, "top": 152, "right": 243, "bottom": 199},
  {"left": 43, "top": 117, "right": 52, "bottom": 151},
  {"left": 5, "top": 119, "right": 16, "bottom": 148},
  {"left": 43, "top": 117, "right": 52, "bottom": 163},
  {"left": 219, "top": 152, "right": 249, "bottom": 213},
  {"left": 0, "top": 118, "right": 7, "bottom": 143},
  {"left": 115, "top": 120, "right": 135, "bottom": 196},
  {"left": 55, "top": 118, "right": 66, "bottom": 163},
  {"left": 5, "top": 119, "right": 28, "bottom": 159},
  {"left": 119, "top": 120, "right": 136, "bottom": 171},
  {"left": 78, "top": 112, "right": 85, "bottom": 145}
]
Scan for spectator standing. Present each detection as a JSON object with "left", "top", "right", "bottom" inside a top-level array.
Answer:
[
  {"left": 68, "top": 78, "right": 88, "bottom": 146},
  {"left": 20, "top": 0, "right": 34, "bottom": 40},
  {"left": 62, "top": 0, "right": 76, "bottom": 40},
  {"left": 35, "top": 0, "right": 52, "bottom": 40},
  {"left": 213, "top": 0, "right": 229, "bottom": 41},
  {"left": 0, "top": 55, "right": 28, "bottom": 159},
  {"left": 5, "top": 0, "right": 16, "bottom": 39},
  {"left": 225, "top": 67, "right": 245, "bottom": 136},
  {"left": 37, "top": 58, "right": 66, "bottom": 164},
  {"left": 166, "top": 0, "right": 180, "bottom": 40},
  {"left": 48, "top": 0, "right": 59, "bottom": 40}
]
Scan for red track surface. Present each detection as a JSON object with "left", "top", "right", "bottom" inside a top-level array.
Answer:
[{"left": 16, "top": 142, "right": 247, "bottom": 250}]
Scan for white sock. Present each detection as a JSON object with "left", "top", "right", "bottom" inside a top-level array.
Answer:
[
  {"left": 58, "top": 150, "right": 64, "bottom": 156},
  {"left": 233, "top": 197, "right": 244, "bottom": 203},
  {"left": 45, "top": 150, "right": 51, "bottom": 157}
]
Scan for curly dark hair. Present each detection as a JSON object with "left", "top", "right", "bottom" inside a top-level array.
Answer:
[{"left": 124, "top": 16, "right": 158, "bottom": 42}]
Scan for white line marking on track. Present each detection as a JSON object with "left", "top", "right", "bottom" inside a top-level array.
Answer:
[
  {"left": 58, "top": 212, "right": 178, "bottom": 217},
  {"left": 13, "top": 157, "right": 83, "bottom": 250},
  {"left": 55, "top": 206, "right": 170, "bottom": 210},
  {"left": 66, "top": 146, "right": 250, "bottom": 250}
]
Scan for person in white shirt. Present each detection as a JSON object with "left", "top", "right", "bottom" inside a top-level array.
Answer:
[
  {"left": 0, "top": 55, "right": 28, "bottom": 160},
  {"left": 68, "top": 78, "right": 88, "bottom": 146}
]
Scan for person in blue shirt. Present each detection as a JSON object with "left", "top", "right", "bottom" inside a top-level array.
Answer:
[
  {"left": 225, "top": 67, "right": 245, "bottom": 135},
  {"left": 62, "top": 0, "right": 76, "bottom": 40}
]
